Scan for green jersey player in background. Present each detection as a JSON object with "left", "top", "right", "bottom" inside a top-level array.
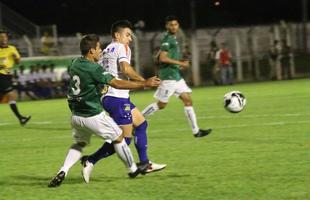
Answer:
[
  {"left": 142, "top": 16, "right": 212, "bottom": 138},
  {"left": 48, "top": 34, "right": 160, "bottom": 187}
]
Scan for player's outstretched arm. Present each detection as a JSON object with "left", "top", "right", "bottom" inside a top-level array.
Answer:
[
  {"left": 12, "top": 53, "right": 21, "bottom": 64},
  {"left": 159, "top": 51, "right": 189, "bottom": 69},
  {"left": 119, "top": 61, "right": 145, "bottom": 81},
  {"left": 109, "top": 76, "right": 160, "bottom": 90}
]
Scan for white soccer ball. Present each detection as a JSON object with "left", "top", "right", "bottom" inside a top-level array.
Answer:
[{"left": 224, "top": 91, "right": 246, "bottom": 113}]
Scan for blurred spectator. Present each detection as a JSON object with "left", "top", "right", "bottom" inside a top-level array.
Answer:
[
  {"left": 26, "top": 65, "right": 38, "bottom": 93},
  {"left": 215, "top": 42, "right": 233, "bottom": 85},
  {"left": 32, "top": 65, "right": 46, "bottom": 98},
  {"left": 40, "top": 32, "right": 54, "bottom": 55},
  {"left": 134, "top": 20, "right": 145, "bottom": 37},
  {"left": 16, "top": 65, "right": 37, "bottom": 100},
  {"left": 46, "top": 64, "right": 58, "bottom": 97},
  {"left": 12, "top": 63, "right": 68, "bottom": 100},
  {"left": 60, "top": 66, "right": 70, "bottom": 95},
  {"left": 38, "top": 65, "right": 53, "bottom": 98},
  {"left": 47, "top": 64, "right": 57, "bottom": 83},
  {"left": 206, "top": 41, "right": 220, "bottom": 85},
  {"left": 268, "top": 40, "right": 281, "bottom": 80},
  {"left": 280, "top": 39, "right": 293, "bottom": 80}
]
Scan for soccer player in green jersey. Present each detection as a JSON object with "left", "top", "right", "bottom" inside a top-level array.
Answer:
[
  {"left": 142, "top": 16, "right": 212, "bottom": 138},
  {"left": 48, "top": 34, "right": 160, "bottom": 187}
]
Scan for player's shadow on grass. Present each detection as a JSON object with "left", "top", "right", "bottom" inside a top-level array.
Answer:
[
  {"left": 88, "top": 173, "right": 192, "bottom": 183},
  {"left": 7, "top": 172, "right": 192, "bottom": 186},
  {"left": 9, "top": 175, "right": 83, "bottom": 187}
]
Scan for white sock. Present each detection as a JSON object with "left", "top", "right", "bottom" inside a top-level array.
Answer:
[
  {"left": 184, "top": 106, "right": 199, "bottom": 134},
  {"left": 60, "top": 148, "right": 82, "bottom": 175},
  {"left": 142, "top": 102, "right": 159, "bottom": 117},
  {"left": 114, "top": 139, "right": 137, "bottom": 173}
]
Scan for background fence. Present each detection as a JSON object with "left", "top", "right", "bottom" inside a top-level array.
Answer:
[{"left": 12, "top": 22, "right": 310, "bottom": 86}]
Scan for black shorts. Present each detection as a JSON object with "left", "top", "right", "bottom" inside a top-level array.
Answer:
[{"left": 0, "top": 74, "right": 14, "bottom": 95}]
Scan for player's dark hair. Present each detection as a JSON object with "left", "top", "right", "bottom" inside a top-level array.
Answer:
[
  {"left": 111, "top": 20, "right": 133, "bottom": 38},
  {"left": 0, "top": 29, "right": 9, "bottom": 36},
  {"left": 165, "top": 15, "right": 178, "bottom": 23},
  {"left": 80, "top": 34, "right": 99, "bottom": 56}
]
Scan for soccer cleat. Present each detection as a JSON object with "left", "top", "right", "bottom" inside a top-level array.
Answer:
[
  {"left": 48, "top": 171, "right": 66, "bottom": 187},
  {"left": 145, "top": 161, "right": 167, "bottom": 174},
  {"left": 80, "top": 156, "right": 94, "bottom": 183},
  {"left": 194, "top": 129, "right": 212, "bottom": 138},
  {"left": 128, "top": 162, "right": 149, "bottom": 178},
  {"left": 20, "top": 116, "right": 31, "bottom": 126}
]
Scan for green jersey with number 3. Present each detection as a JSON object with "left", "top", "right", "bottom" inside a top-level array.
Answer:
[
  {"left": 158, "top": 32, "right": 182, "bottom": 81},
  {"left": 67, "top": 57, "right": 114, "bottom": 117}
]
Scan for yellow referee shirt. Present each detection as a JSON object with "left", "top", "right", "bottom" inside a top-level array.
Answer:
[{"left": 0, "top": 45, "right": 21, "bottom": 75}]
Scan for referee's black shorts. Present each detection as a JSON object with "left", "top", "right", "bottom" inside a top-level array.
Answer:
[{"left": 0, "top": 74, "right": 14, "bottom": 95}]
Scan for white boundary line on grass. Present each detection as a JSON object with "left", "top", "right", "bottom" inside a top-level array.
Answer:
[
  {"left": 150, "top": 120, "right": 310, "bottom": 133},
  {"left": 0, "top": 121, "right": 53, "bottom": 126},
  {"left": 0, "top": 122, "right": 11, "bottom": 126},
  {"left": 3, "top": 119, "right": 308, "bottom": 129},
  {"left": 31, "top": 121, "right": 52, "bottom": 124},
  {"left": 0, "top": 112, "right": 308, "bottom": 126},
  {"left": 198, "top": 113, "right": 310, "bottom": 119},
  {"left": 1, "top": 117, "right": 309, "bottom": 133},
  {"left": 213, "top": 120, "right": 310, "bottom": 129},
  {"left": 143, "top": 113, "right": 310, "bottom": 121}
]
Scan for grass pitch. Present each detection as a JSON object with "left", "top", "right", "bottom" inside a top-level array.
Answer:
[{"left": 0, "top": 79, "right": 309, "bottom": 200}]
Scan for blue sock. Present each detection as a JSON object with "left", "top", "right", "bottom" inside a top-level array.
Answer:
[
  {"left": 125, "top": 137, "right": 132, "bottom": 145},
  {"left": 134, "top": 121, "right": 149, "bottom": 164},
  {"left": 88, "top": 137, "right": 132, "bottom": 164}
]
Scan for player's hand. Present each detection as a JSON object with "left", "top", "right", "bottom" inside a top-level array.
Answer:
[
  {"left": 180, "top": 60, "right": 190, "bottom": 68},
  {"left": 11, "top": 53, "right": 18, "bottom": 59},
  {"left": 11, "top": 53, "right": 20, "bottom": 63},
  {"left": 179, "top": 60, "right": 190, "bottom": 71},
  {"left": 144, "top": 76, "right": 161, "bottom": 88}
]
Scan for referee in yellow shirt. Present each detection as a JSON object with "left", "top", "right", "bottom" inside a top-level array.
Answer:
[{"left": 0, "top": 29, "right": 31, "bottom": 125}]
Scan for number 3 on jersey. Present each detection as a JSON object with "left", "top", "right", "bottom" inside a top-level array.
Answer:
[{"left": 72, "top": 75, "right": 81, "bottom": 95}]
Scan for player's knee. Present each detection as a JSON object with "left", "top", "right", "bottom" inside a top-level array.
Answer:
[
  {"left": 113, "top": 135, "right": 124, "bottom": 144},
  {"left": 181, "top": 96, "right": 193, "bottom": 106},
  {"left": 70, "top": 142, "right": 87, "bottom": 152},
  {"left": 121, "top": 125, "right": 133, "bottom": 138},
  {"left": 157, "top": 102, "right": 167, "bottom": 109},
  {"left": 8, "top": 91, "right": 17, "bottom": 101},
  {"left": 184, "top": 100, "right": 193, "bottom": 106}
]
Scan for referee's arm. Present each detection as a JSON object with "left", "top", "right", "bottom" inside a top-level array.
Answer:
[{"left": 12, "top": 53, "right": 20, "bottom": 64}]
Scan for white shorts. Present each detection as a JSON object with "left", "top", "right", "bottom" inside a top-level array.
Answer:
[
  {"left": 71, "top": 112, "right": 122, "bottom": 145},
  {"left": 154, "top": 79, "right": 192, "bottom": 103}
]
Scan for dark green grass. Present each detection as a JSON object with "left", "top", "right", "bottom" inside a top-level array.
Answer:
[{"left": 0, "top": 79, "right": 309, "bottom": 200}]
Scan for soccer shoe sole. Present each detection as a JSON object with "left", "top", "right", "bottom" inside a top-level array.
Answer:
[
  {"left": 145, "top": 164, "right": 167, "bottom": 174},
  {"left": 48, "top": 171, "right": 65, "bottom": 188}
]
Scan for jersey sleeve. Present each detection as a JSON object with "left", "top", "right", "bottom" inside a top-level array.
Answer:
[
  {"left": 118, "top": 45, "right": 130, "bottom": 64},
  {"left": 160, "top": 38, "right": 170, "bottom": 52},
  {"left": 93, "top": 65, "right": 115, "bottom": 85}
]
